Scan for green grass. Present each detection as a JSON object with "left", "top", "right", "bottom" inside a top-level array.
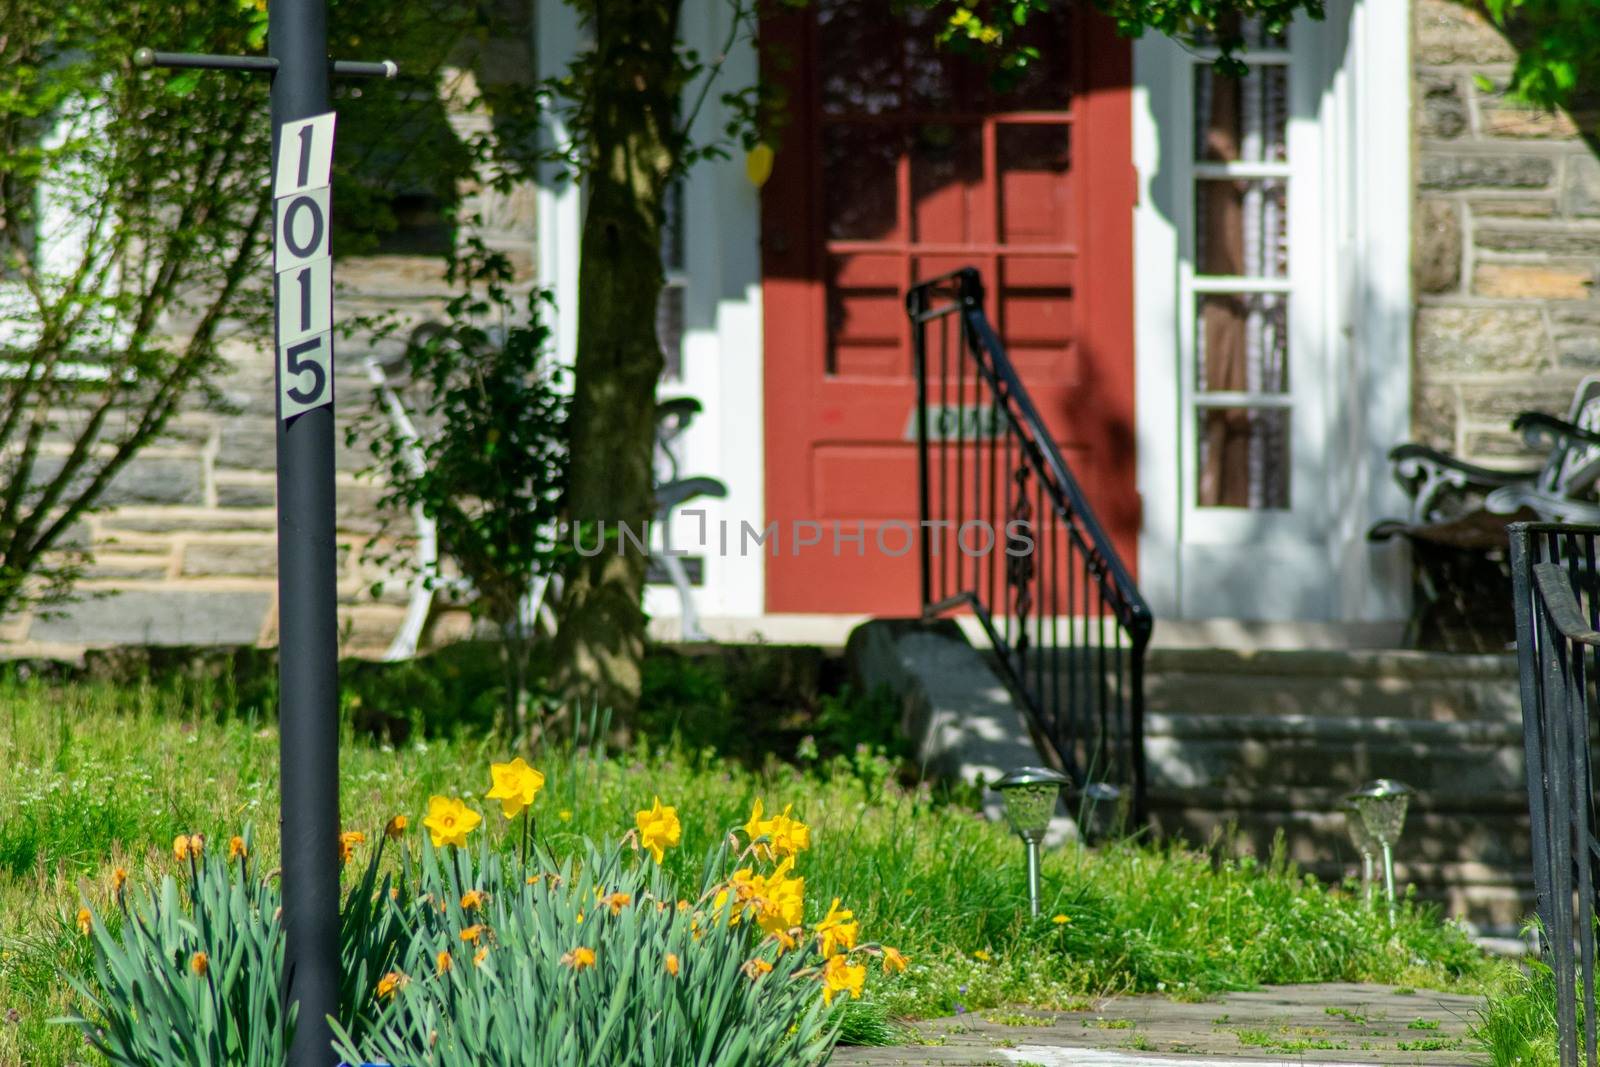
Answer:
[
  {"left": 0, "top": 676, "right": 1491, "bottom": 1066},
  {"left": 1472, "top": 958, "right": 1564, "bottom": 1067}
]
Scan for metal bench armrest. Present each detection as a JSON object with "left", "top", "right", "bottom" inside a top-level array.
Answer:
[
  {"left": 1386, "top": 443, "right": 1537, "bottom": 525},
  {"left": 1512, "top": 411, "right": 1600, "bottom": 452}
]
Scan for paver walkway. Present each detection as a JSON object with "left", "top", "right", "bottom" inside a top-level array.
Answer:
[{"left": 832, "top": 984, "right": 1486, "bottom": 1067}]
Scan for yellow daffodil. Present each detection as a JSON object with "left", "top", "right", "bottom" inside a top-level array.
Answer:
[
  {"left": 190, "top": 951, "right": 209, "bottom": 977},
  {"left": 485, "top": 758, "right": 545, "bottom": 820},
  {"left": 635, "top": 796, "right": 682, "bottom": 863},
  {"left": 435, "top": 950, "right": 452, "bottom": 975},
  {"left": 562, "top": 946, "right": 596, "bottom": 971},
  {"left": 339, "top": 831, "right": 366, "bottom": 865},
  {"left": 742, "top": 957, "right": 774, "bottom": 980},
  {"left": 173, "top": 834, "right": 203, "bottom": 862},
  {"left": 459, "top": 924, "right": 485, "bottom": 944},
  {"left": 744, "top": 799, "right": 811, "bottom": 860},
  {"left": 228, "top": 836, "right": 248, "bottom": 862},
  {"left": 881, "top": 946, "right": 909, "bottom": 974},
  {"left": 821, "top": 954, "right": 865, "bottom": 1004},
  {"left": 816, "top": 898, "right": 859, "bottom": 957},
  {"left": 376, "top": 971, "right": 406, "bottom": 999},
  {"left": 665, "top": 953, "right": 680, "bottom": 977},
  {"left": 423, "top": 796, "right": 482, "bottom": 849},
  {"left": 385, "top": 815, "right": 408, "bottom": 840},
  {"left": 76, "top": 907, "right": 92, "bottom": 937},
  {"left": 460, "top": 889, "right": 487, "bottom": 911}
]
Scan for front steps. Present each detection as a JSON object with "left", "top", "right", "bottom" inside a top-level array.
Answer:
[{"left": 1143, "top": 648, "right": 1529, "bottom": 934}]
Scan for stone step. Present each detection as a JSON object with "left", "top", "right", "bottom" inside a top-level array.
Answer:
[
  {"left": 1143, "top": 648, "right": 1521, "bottom": 722},
  {"left": 1149, "top": 801, "right": 1532, "bottom": 932},
  {"left": 1145, "top": 713, "right": 1527, "bottom": 794}
]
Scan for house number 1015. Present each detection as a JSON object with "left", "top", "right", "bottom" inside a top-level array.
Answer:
[{"left": 273, "top": 112, "right": 336, "bottom": 421}]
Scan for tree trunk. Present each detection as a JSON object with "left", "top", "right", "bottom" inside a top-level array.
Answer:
[{"left": 550, "top": 0, "right": 682, "bottom": 723}]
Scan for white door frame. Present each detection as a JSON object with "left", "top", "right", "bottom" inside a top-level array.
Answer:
[{"left": 1132, "top": 0, "right": 1411, "bottom": 625}]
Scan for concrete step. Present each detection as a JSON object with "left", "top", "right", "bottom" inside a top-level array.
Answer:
[
  {"left": 1144, "top": 648, "right": 1520, "bottom": 722},
  {"left": 1145, "top": 712, "right": 1526, "bottom": 794}
]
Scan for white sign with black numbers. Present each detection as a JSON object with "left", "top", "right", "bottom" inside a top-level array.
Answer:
[{"left": 273, "top": 112, "right": 337, "bottom": 421}]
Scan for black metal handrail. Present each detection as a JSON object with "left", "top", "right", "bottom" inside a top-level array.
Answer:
[
  {"left": 1510, "top": 521, "right": 1600, "bottom": 1067},
  {"left": 907, "top": 267, "right": 1153, "bottom": 823}
]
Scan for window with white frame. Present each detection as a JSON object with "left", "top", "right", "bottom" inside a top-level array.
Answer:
[
  {"left": 657, "top": 179, "right": 686, "bottom": 382},
  {"left": 1190, "top": 21, "right": 1292, "bottom": 510}
]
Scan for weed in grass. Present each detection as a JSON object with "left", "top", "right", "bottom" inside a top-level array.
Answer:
[
  {"left": 1407, "top": 1017, "right": 1442, "bottom": 1030},
  {"left": 982, "top": 1010, "right": 1050, "bottom": 1026},
  {"left": 1120, "top": 1032, "right": 1156, "bottom": 1051},
  {"left": 1085, "top": 1018, "right": 1137, "bottom": 1029},
  {"left": 1398, "top": 1037, "right": 1463, "bottom": 1052},
  {"left": 1326, "top": 1006, "right": 1371, "bottom": 1024},
  {"left": 1233, "top": 1026, "right": 1349, "bottom": 1053},
  {"left": 1471, "top": 957, "right": 1564, "bottom": 1067},
  {"left": 1394, "top": 986, "right": 1417, "bottom": 995}
]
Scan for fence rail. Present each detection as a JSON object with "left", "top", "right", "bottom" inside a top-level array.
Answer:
[
  {"left": 907, "top": 267, "right": 1152, "bottom": 823},
  {"left": 1511, "top": 521, "right": 1600, "bottom": 1067}
]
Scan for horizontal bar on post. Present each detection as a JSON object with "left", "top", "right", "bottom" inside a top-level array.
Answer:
[{"left": 133, "top": 49, "right": 278, "bottom": 73}]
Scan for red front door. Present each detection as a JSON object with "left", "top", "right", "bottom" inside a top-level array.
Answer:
[{"left": 761, "top": 2, "right": 1137, "bottom": 614}]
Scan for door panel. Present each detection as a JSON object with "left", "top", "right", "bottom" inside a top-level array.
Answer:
[{"left": 762, "top": 3, "right": 1136, "bottom": 614}]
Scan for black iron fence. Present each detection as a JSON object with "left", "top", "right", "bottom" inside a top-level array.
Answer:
[
  {"left": 907, "top": 267, "right": 1153, "bottom": 822},
  {"left": 1511, "top": 522, "right": 1600, "bottom": 1067}
]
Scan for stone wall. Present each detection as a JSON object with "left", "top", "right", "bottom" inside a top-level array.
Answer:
[
  {"left": 1413, "top": 0, "right": 1600, "bottom": 459},
  {"left": 6, "top": 63, "right": 538, "bottom": 659}
]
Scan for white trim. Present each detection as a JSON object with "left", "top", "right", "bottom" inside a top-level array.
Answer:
[
  {"left": 534, "top": 0, "right": 767, "bottom": 630},
  {"left": 1133, "top": 1, "right": 1411, "bottom": 624}
]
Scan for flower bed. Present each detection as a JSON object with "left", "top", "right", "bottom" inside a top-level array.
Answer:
[{"left": 65, "top": 759, "right": 903, "bottom": 1066}]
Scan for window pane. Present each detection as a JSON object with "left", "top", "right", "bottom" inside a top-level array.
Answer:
[
  {"left": 1191, "top": 15, "right": 1287, "bottom": 50},
  {"left": 1196, "top": 293, "right": 1288, "bottom": 393},
  {"left": 823, "top": 124, "right": 902, "bottom": 240},
  {"left": 1196, "top": 178, "right": 1287, "bottom": 277},
  {"left": 661, "top": 181, "right": 685, "bottom": 272},
  {"left": 1198, "top": 407, "right": 1289, "bottom": 509},
  {"left": 1195, "top": 64, "right": 1287, "bottom": 163},
  {"left": 819, "top": 0, "right": 902, "bottom": 114},
  {"left": 997, "top": 124, "right": 1072, "bottom": 245},
  {"left": 912, "top": 124, "right": 982, "bottom": 244},
  {"left": 657, "top": 284, "right": 684, "bottom": 381}
]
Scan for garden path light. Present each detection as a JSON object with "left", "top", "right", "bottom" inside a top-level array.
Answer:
[
  {"left": 1349, "top": 778, "right": 1413, "bottom": 923},
  {"left": 993, "top": 766, "right": 1070, "bottom": 918}
]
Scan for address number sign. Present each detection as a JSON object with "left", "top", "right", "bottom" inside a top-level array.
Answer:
[{"left": 273, "top": 113, "right": 337, "bottom": 421}]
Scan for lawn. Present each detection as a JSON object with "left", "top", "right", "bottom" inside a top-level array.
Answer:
[{"left": 0, "top": 672, "right": 1490, "bottom": 1065}]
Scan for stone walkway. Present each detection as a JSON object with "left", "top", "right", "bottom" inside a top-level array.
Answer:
[{"left": 832, "top": 984, "right": 1486, "bottom": 1066}]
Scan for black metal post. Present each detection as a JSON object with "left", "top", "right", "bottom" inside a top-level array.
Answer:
[
  {"left": 134, "top": 21, "right": 391, "bottom": 1065},
  {"left": 270, "top": 2, "right": 340, "bottom": 1063}
]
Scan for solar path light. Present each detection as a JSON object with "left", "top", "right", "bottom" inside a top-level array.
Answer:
[
  {"left": 1341, "top": 799, "right": 1378, "bottom": 907},
  {"left": 993, "top": 766, "right": 1071, "bottom": 918},
  {"left": 1348, "top": 779, "right": 1414, "bottom": 923}
]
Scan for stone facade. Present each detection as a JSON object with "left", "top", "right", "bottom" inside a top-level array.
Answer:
[
  {"left": 1412, "top": 0, "right": 1600, "bottom": 459},
  {"left": 5, "top": 62, "right": 538, "bottom": 659}
]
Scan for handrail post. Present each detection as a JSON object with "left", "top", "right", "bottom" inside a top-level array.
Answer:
[{"left": 909, "top": 284, "right": 932, "bottom": 614}]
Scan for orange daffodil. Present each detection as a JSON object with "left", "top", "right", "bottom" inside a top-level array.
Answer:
[
  {"left": 485, "top": 758, "right": 544, "bottom": 820},
  {"left": 635, "top": 797, "right": 681, "bottom": 863},
  {"left": 423, "top": 796, "right": 482, "bottom": 849}
]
